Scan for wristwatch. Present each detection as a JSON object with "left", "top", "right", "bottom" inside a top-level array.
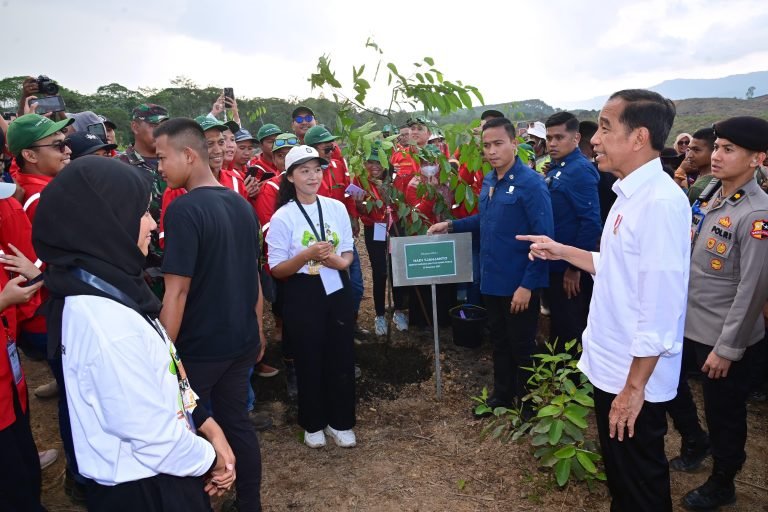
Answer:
[{"left": 447, "top": 220, "right": 454, "bottom": 233}]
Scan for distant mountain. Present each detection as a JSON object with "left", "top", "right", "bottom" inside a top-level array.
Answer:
[{"left": 563, "top": 70, "right": 768, "bottom": 110}]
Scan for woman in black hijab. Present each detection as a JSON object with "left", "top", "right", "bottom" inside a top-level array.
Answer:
[{"left": 33, "top": 156, "right": 235, "bottom": 511}]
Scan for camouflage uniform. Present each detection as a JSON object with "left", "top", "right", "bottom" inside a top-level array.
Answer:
[{"left": 116, "top": 104, "right": 169, "bottom": 294}]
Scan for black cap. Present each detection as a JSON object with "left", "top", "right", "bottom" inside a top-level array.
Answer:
[
  {"left": 291, "top": 105, "right": 315, "bottom": 119},
  {"left": 99, "top": 115, "right": 116, "bottom": 130},
  {"left": 480, "top": 109, "right": 504, "bottom": 121},
  {"left": 713, "top": 116, "right": 768, "bottom": 152},
  {"left": 66, "top": 132, "right": 117, "bottom": 160}
]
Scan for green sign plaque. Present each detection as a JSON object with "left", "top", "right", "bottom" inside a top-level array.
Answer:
[{"left": 404, "top": 241, "right": 457, "bottom": 279}]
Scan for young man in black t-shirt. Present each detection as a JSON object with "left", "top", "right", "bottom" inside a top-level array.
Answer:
[{"left": 155, "top": 118, "right": 263, "bottom": 512}]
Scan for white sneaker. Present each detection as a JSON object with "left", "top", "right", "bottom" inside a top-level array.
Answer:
[
  {"left": 39, "top": 449, "right": 58, "bottom": 470},
  {"left": 324, "top": 426, "right": 357, "bottom": 448},
  {"left": 34, "top": 380, "right": 58, "bottom": 399},
  {"left": 393, "top": 310, "right": 408, "bottom": 332},
  {"left": 374, "top": 316, "right": 387, "bottom": 336},
  {"left": 304, "top": 430, "right": 326, "bottom": 448}
]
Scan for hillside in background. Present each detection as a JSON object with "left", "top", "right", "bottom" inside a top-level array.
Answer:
[
  {"left": 2, "top": 74, "right": 767, "bottom": 148},
  {"left": 565, "top": 70, "right": 768, "bottom": 110}
]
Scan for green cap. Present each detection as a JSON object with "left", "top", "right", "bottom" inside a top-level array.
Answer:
[
  {"left": 7, "top": 114, "right": 75, "bottom": 156},
  {"left": 272, "top": 132, "right": 300, "bottom": 152},
  {"left": 366, "top": 141, "right": 385, "bottom": 161},
  {"left": 132, "top": 103, "right": 169, "bottom": 123},
  {"left": 256, "top": 123, "right": 282, "bottom": 142},
  {"left": 406, "top": 116, "right": 428, "bottom": 127},
  {"left": 195, "top": 115, "right": 227, "bottom": 132},
  {"left": 304, "top": 125, "right": 337, "bottom": 146}
]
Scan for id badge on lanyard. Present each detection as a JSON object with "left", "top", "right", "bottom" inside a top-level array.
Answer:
[
  {"left": 3, "top": 318, "right": 23, "bottom": 385},
  {"left": 154, "top": 320, "right": 200, "bottom": 432}
]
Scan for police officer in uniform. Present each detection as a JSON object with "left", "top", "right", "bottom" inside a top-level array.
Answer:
[{"left": 675, "top": 116, "right": 768, "bottom": 511}]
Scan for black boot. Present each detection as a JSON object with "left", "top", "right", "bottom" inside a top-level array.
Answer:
[
  {"left": 682, "top": 470, "right": 736, "bottom": 510},
  {"left": 670, "top": 431, "right": 710, "bottom": 472}
]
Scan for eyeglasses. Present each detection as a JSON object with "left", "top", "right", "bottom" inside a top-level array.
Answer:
[
  {"left": 294, "top": 115, "right": 314, "bottom": 124},
  {"left": 274, "top": 137, "right": 299, "bottom": 148},
  {"left": 321, "top": 146, "right": 334, "bottom": 155},
  {"left": 30, "top": 140, "right": 70, "bottom": 153}
]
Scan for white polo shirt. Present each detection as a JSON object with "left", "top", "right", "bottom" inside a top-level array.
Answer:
[{"left": 578, "top": 158, "right": 691, "bottom": 402}]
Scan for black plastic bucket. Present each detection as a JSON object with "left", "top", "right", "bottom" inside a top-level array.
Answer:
[{"left": 449, "top": 304, "right": 487, "bottom": 348}]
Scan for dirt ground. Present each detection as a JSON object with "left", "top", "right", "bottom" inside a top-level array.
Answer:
[{"left": 24, "top": 245, "right": 768, "bottom": 511}]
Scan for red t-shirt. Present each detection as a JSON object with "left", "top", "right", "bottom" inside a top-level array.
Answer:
[
  {"left": 405, "top": 176, "right": 437, "bottom": 225},
  {"left": 452, "top": 163, "right": 484, "bottom": 219},
  {"left": 318, "top": 159, "right": 357, "bottom": 219},
  {"left": 0, "top": 198, "right": 41, "bottom": 336},
  {"left": 391, "top": 147, "right": 420, "bottom": 195},
  {"left": 352, "top": 177, "right": 386, "bottom": 227},
  {"left": 254, "top": 175, "right": 282, "bottom": 274},
  {"left": 16, "top": 173, "right": 53, "bottom": 334},
  {"left": 247, "top": 155, "right": 279, "bottom": 180},
  {"left": 16, "top": 173, "right": 53, "bottom": 223},
  {"left": 0, "top": 271, "right": 28, "bottom": 430}
]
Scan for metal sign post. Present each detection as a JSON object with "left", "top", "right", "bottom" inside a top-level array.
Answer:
[{"left": 390, "top": 233, "right": 473, "bottom": 399}]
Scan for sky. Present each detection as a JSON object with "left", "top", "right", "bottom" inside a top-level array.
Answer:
[{"left": 2, "top": 0, "right": 767, "bottom": 110}]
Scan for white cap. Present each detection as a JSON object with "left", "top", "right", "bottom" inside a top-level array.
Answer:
[
  {"left": 0, "top": 182, "right": 16, "bottom": 200},
  {"left": 526, "top": 121, "right": 546, "bottom": 140},
  {"left": 285, "top": 145, "right": 328, "bottom": 172}
]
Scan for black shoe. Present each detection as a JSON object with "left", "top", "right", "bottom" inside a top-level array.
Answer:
[
  {"left": 682, "top": 473, "right": 736, "bottom": 510},
  {"left": 248, "top": 410, "right": 273, "bottom": 432},
  {"left": 285, "top": 363, "right": 298, "bottom": 400},
  {"left": 64, "top": 470, "right": 87, "bottom": 505},
  {"left": 670, "top": 432, "right": 710, "bottom": 472}
]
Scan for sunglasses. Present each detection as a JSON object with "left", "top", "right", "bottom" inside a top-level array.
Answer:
[
  {"left": 274, "top": 137, "right": 299, "bottom": 148},
  {"left": 321, "top": 146, "right": 334, "bottom": 155},
  {"left": 294, "top": 115, "right": 314, "bottom": 123},
  {"left": 30, "top": 140, "right": 70, "bottom": 153}
]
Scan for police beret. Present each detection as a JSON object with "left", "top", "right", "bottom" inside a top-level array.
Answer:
[{"left": 712, "top": 116, "right": 768, "bottom": 152}]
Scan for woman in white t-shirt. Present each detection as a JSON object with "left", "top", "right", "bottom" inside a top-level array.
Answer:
[
  {"left": 267, "top": 146, "right": 357, "bottom": 449},
  {"left": 32, "top": 157, "right": 236, "bottom": 510}
]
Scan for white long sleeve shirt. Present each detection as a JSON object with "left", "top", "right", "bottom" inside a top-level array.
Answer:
[
  {"left": 62, "top": 295, "right": 215, "bottom": 486},
  {"left": 579, "top": 158, "right": 691, "bottom": 402}
]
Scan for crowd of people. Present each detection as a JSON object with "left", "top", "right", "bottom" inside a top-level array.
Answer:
[{"left": 0, "top": 75, "right": 767, "bottom": 512}]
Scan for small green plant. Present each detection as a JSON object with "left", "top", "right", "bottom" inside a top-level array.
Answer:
[{"left": 472, "top": 339, "right": 606, "bottom": 488}]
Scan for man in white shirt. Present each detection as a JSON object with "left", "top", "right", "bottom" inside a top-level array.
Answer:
[{"left": 519, "top": 89, "right": 690, "bottom": 512}]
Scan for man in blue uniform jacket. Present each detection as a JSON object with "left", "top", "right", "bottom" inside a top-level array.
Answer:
[
  {"left": 544, "top": 112, "right": 602, "bottom": 350},
  {"left": 430, "top": 117, "right": 554, "bottom": 411}
]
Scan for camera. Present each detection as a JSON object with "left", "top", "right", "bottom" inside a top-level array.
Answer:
[{"left": 36, "top": 75, "right": 59, "bottom": 96}]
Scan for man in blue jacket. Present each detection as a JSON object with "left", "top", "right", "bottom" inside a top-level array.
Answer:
[
  {"left": 429, "top": 117, "right": 554, "bottom": 410},
  {"left": 544, "top": 112, "right": 602, "bottom": 350}
]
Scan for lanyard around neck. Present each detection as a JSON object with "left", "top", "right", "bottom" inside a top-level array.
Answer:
[{"left": 295, "top": 198, "right": 325, "bottom": 242}]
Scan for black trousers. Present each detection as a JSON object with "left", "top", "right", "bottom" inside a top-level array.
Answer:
[
  {"left": 483, "top": 293, "right": 540, "bottom": 404},
  {"left": 669, "top": 339, "right": 755, "bottom": 474},
  {"left": 545, "top": 271, "right": 592, "bottom": 351},
  {"left": 86, "top": 473, "right": 210, "bottom": 512},
  {"left": 283, "top": 273, "right": 356, "bottom": 433},
  {"left": 594, "top": 387, "right": 672, "bottom": 512},
  {"left": 666, "top": 339, "right": 707, "bottom": 440},
  {"left": 0, "top": 386, "right": 44, "bottom": 512},
  {"left": 363, "top": 224, "right": 406, "bottom": 316},
  {"left": 183, "top": 348, "right": 262, "bottom": 512}
]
